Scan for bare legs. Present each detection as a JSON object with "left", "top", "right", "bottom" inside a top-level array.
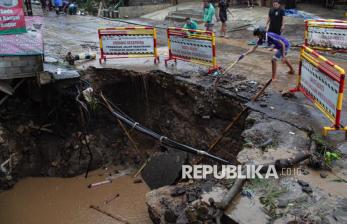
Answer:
[
  {"left": 272, "top": 59, "right": 277, "bottom": 80},
  {"left": 220, "top": 22, "right": 227, "bottom": 37},
  {"left": 271, "top": 58, "right": 295, "bottom": 80}
]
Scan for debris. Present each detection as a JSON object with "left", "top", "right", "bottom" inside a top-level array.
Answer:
[
  {"left": 203, "top": 79, "right": 273, "bottom": 158},
  {"left": 171, "top": 187, "right": 186, "bottom": 197},
  {"left": 241, "top": 188, "right": 255, "bottom": 199},
  {"left": 282, "top": 91, "right": 296, "bottom": 98},
  {"left": 320, "top": 172, "right": 328, "bottom": 178},
  {"left": 105, "top": 193, "right": 120, "bottom": 204},
  {"left": 302, "top": 186, "right": 313, "bottom": 194},
  {"left": 16, "top": 125, "right": 25, "bottom": 134},
  {"left": 260, "top": 102, "right": 267, "bottom": 107},
  {"left": 289, "top": 132, "right": 295, "bottom": 135},
  {"left": 259, "top": 138, "right": 273, "bottom": 150},
  {"left": 89, "top": 205, "right": 130, "bottom": 224},
  {"left": 277, "top": 199, "right": 289, "bottom": 208},
  {"left": 301, "top": 169, "right": 310, "bottom": 175},
  {"left": 133, "top": 158, "right": 150, "bottom": 178},
  {"left": 0, "top": 158, "right": 11, "bottom": 173},
  {"left": 133, "top": 178, "right": 143, "bottom": 184},
  {"left": 65, "top": 52, "right": 75, "bottom": 65},
  {"left": 297, "top": 180, "right": 309, "bottom": 187},
  {"left": 88, "top": 180, "right": 112, "bottom": 188},
  {"left": 0, "top": 81, "right": 14, "bottom": 95},
  {"left": 82, "top": 87, "right": 94, "bottom": 103}
]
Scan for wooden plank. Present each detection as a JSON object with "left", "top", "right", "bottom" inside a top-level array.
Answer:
[{"left": 0, "top": 81, "right": 14, "bottom": 95}]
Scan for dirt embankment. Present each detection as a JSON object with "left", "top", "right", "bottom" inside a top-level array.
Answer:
[{"left": 0, "top": 68, "right": 252, "bottom": 191}]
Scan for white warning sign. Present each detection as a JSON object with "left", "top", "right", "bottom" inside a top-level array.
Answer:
[
  {"left": 170, "top": 36, "right": 213, "bottom": 63},
  {"left": 101, "top": 35, "right": 154, "bottom": 55},
  {"left": 300, "top": 58, "right": 339, "bottom": 119},
  {"left": 307, "top": 21, "right": 347, "bottom": 50}
]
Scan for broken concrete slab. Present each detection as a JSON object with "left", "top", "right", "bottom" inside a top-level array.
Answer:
[
  {"left": 141, "top": 149, "right": 187, "bottom": 189},
  {"left": 238, "top": 111, "right": 311, "bottom": 165},
  {"left": 44, "top": 63, "right": 80, "bottom": 80}
]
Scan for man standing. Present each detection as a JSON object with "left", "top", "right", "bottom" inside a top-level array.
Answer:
[
  {"left": 266, "top": 0, "right": 285, "bottom": 35},
  {"left": 203, "top": 0, "right": 215, "bottom": 32}
]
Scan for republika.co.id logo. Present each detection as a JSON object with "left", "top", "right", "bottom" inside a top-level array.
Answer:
[{"left": 182, "top": 164, "right": 280, "bottom": 180}]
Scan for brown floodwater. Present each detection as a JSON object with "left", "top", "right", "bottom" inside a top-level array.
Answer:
[{"left": 0, "top": 168, "right": 152, "bottom": 224}]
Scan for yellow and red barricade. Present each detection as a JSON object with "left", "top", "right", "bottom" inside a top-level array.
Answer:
[
  {"left": 98, "top": 26, "right": 159, "bottom": 64},
  {"left": 165, "top": 27, "right": 219, "bottom": 73},
  {"left": 305, "top": 19, "right": 347, "bottom": 53},
  {"left": 291, "top": 46, "right": 346, "bottom": 135}
]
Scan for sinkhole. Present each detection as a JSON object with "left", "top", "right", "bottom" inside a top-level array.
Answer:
[{"left": 0, "top": 68, "right": 249, "bottom": 191}]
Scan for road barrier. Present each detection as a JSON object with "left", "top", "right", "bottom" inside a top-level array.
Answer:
[
  {"left": 305, "top": 19, "right": 347, "bottom": 52},
  {"left": 165, "top": 27, "right": 219, "bottom": 73},
  {"left": 98, "top": 27, "right": 159, "bottom": 64},
  {"left": 291, "top": 46, "right": 346, "bottom": 135}
]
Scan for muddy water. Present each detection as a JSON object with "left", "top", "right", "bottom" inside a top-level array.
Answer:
[{"left": 0, "top": 169, "right": 151, "bottom": 224}]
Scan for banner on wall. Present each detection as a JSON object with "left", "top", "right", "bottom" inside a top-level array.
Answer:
[
  {"left": 0, "top": 16, "right": 43, "bottom": 56},
  {"left": 0, "top": 0, "right": 26, "bottom": 35}
]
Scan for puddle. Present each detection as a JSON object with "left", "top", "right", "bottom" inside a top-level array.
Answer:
[{"left": 0, "top": 169, "right": 151, "bottom": 224}]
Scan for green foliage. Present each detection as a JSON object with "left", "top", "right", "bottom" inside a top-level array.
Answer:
[
  {"left": 88, "top": 96, "right": 98, "bottom": 112},
  {"left": 259, "top": 189, "right": 286, "bottom": 218},
  {"left": 324, "top": 151, "right": 342, "bottom": 166},
  {"left": 312, "top": 134, "right": 334, "bottom": 152}
]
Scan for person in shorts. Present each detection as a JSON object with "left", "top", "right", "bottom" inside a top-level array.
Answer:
[
  {"left": 266, "top": 0, "right": 285, "bottom": 35},
  {"left": 203, "top": 0, "right": 215, "bottom": 32},
  {"left": 239, "top": 27, "right": 294, "bottom": 80},
  {"left": 218, "top": 0, "right": 231, "bottom": 37}
]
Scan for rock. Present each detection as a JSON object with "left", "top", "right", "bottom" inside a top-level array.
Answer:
[
  {"left": 171, "top": 187, "right": 186, "bottom": 197},
  {"left": 0, "top": 136, "right": 5, "bottom": 144},
  {"left": 133, "top": 178, "right": 142, "bottom": 184},
  {"left": 146, "top": 186, "right": 186, "bottom": 224},
  {"left": 282, "top": 91, "right": 296, "bottom": 99},
  {"left": 260, "top": 102, "right": 267, "bottom": 107},
  {"left": 277, "top": 199, "right": 289, "bottom": 208},
  {"left": 297, "top": 180, "right": 309, "bottom": 187},
  {"left": 16, "top": 125, "right": 25, "bottom": 134},
  {"left": 142, "top": 150, "right": 187, "bottom": 189},
  {"left": 186, "top": 192, "right": 198, "bottom": 203},
  {"left": 320, "top": 172, "right": 328, "bottom": 178},
  {"left": 301, "top": 169, "right": 310, "bottom": 175},
  {"left": 337, "top": 142, "right": 347, "bottom": 155},
  {"left": 302, "top": 186, "right": 313, "bottom": 194},
  {"left": 164, "top": 210, "right": 178, "bottom": 223}
]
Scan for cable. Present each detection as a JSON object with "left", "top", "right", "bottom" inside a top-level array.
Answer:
[{"left": 101, "top": 95, "right": 233, "bottom": 165}]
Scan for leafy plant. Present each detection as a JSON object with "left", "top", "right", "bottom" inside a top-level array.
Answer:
[
  {"left": 88, "top": 96, "right": 98, "bottom": 112},
  {"left": 324, "top": 151, "right": 342, "bottom": 166},
  {"left": 259, "top": 189, "right": 286, "bottom": 218}
]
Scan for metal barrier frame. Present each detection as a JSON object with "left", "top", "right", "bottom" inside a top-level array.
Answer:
[
  {"left": 291, "top": 46, "right": 346, "bottom": 136},
  {"left": 165, "top": 27, "right": 219, "bottom": 73},
  {"left": 98, "top": 26, "right": 159, "bottom": 64},
  {"left": 304, "top": 19, "right": 347, "bottom": 53}
]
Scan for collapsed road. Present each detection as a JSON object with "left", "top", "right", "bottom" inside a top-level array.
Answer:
[{"left": 1, "top": 2, "right": 347, "bottom": 224}]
